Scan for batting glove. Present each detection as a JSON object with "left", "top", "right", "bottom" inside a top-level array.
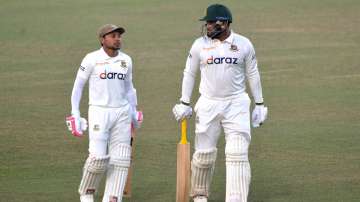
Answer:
[
  {"left": 172, "top": 103, "right": 192, "bottom": 122},
  {"left": 251, "top": 104, "right": 268, "bottom": 128},
  {"left": 66, "top": 114, "right": 88, "bottom": 137},
  {"left": 131, "top": 107, "right": 143, "bottom": 129}
]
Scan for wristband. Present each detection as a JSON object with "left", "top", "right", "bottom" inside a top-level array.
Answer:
[
  {"left": 181, "top": 101, "right": 190, "bottom": 106},
  {"left": 255, "top": 102, "right": 264, "bottom": 105}
]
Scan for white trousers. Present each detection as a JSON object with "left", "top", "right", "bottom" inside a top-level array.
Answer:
[
  {"left": 87, "top": 105, "right": 132, "bottom": 156},
  {"left": 193, "top": 94, "right": 252, "bottom": 201},
  {"left": 194, "top": 94, "right": 251, "bottom": 150}
]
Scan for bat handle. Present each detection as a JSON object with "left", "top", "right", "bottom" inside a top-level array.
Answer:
[{"left": 180, "top": 119, "right": 188, "bottom": 144}]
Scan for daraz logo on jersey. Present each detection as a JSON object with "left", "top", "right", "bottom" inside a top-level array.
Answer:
[
  {"left": 206, "top": 56, "right": 238, "bottom": 65},
  {"left": 100, "top": 70, "right": 126, "bottom": 80}
]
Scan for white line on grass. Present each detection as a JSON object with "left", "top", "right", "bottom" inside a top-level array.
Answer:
[
  {"left": 261, "top": 68, "right": 296, "bottom": 74},
  {"left": 323, "top": 74, "right": 360, "bottom": 79}
]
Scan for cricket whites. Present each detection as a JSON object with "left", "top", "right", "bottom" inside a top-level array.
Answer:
[{"left": 176, "top": 119, "right": 190, "bottom": 202}]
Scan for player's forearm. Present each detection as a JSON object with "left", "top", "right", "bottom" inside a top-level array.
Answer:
[
  {"left": 180, "top": 52, "right": 199, "bottom": 104},
  {"left": 246, "top": 49, "right": 264, "bottom": 104},
  {"left": 248, "top": 72, "right": 264, "bottom": 104},
  {"left": 126, "top": 87, "right": 137, "bottom": 107},
  {"left": 124, "top": 71, "right": 137, "bottom": 107},
  {"left": 71, "top": 76, "right": 87, "bottom": 115},
  {"left": 180, "top": 70, "right": 196, "bottom": 104}
]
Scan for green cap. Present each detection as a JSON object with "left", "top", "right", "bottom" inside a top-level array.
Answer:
[{"left": 200, "top": 4, "right": 232, "bottom": 23}]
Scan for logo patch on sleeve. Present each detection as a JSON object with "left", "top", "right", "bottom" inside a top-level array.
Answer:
[{"left": 79, "top": 66, "right": 86, "bottom": 71}]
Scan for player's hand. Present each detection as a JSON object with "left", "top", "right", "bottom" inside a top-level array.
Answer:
[
  {"left": 66, "top": 114, "right": 88, "bottom": 137},
  {"left": 172, "top": 103, "right": 192, "bottom": 122},
  {"left": 252, "top": 105, "right": 268, "bottom": 128},
  {"left": 131, "top": 108, "right": 143, "bottom": 129}
]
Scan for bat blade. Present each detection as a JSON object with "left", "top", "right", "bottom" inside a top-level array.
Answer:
[
  {"left": 176, "top": 119, "right": 190, "bottom": 202},
  {"left": 176, "top": 142, "right": 190, "bottom": 202}
]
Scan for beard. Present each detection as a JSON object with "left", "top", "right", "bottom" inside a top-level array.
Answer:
[
  {"left": 108, "top": 44, "right": 121, "bottom": 50},
  {"left": 110, "top": 46, "right": 121, "bottom": 50},
  {"left": 206, "top": 21, "right": 227, "bottom": 39}
]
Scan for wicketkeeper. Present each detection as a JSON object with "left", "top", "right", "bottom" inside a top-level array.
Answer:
[
  {"left": 66, "top": 24, "right": 143, "bottom": 202},
  {"left": 172, "top": 4, "right": 268, "bottom": 202}
]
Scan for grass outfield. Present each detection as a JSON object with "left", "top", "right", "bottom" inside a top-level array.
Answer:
[{"left": 1, "top": 0, "right": 359, "bottom": 201}]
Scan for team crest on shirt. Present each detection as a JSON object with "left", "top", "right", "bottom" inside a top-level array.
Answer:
[
  {"left": 120, "top": 60, "right": 127, "bottom": 68},
  {"left": 113, "top": 59, "right": 127, "bottom": 68},
  {"left": 230, "top": 44, "right": 239, "bottom": 52}
]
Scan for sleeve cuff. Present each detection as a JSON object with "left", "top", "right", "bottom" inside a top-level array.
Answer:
[{"left": 181, "top": 100, "right": 190, "bottom": 106}]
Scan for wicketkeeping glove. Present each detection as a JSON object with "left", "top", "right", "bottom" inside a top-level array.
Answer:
[
  {"left": 172, "top": 103, "right": 192, "bottom": 122},
  {"left": 251, "top": 105, "right": 268, "bottom": 128},
  {"left": 66, "top": 115, "right": 88, "bottom": 137}
]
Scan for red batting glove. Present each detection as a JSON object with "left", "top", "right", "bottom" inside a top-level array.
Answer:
[{"left": 66, "top": 115, "right": 88, "bottom": 137}]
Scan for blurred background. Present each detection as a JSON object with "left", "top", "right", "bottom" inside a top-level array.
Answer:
[{"left": 0, "top": 0, "right": 359, "bottom": 201}]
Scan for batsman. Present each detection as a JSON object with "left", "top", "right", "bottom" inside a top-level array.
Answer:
[
  {"left": 172, "top": 4, "right": 268, "bottom": 202},
  {"left": 66, "top": 24, "right": 143, "bottom": 202}
]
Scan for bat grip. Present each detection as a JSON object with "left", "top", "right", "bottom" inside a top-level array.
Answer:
[{"left": 180, "top": 119, "right": 188, "bottom": 144}]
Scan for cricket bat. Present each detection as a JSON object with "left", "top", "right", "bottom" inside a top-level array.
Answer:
[
  {"left": 123, "top": 110, "right": 143, "bottom": 197},
  {"left": 176, "top": 119, "right": 190, "bottom": 202},
  {"left": 123, "top": 126, "right": 136, "bottom": 197}
]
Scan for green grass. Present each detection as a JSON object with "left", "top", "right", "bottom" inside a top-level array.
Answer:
[{"left": 1, "top": 0, "right": 359, "bottom": 201}]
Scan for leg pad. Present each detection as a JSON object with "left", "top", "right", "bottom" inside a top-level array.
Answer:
[
  {"left": 190, "top": 148, "right": 217, "bottom": 198},
  {"left": 225, "top": 136, "right": 251, "bottom": 202},
  {"left": 78, "top": 155, "right": 109, "bottom": 195},
  {"left": 102, "top": 144, "right": 132, "bottom": 202}
]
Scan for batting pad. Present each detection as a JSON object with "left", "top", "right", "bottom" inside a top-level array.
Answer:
[
  {"left": 80, "top": 194, "right": 94, "bottom": 202},
  {"left": 78, "top": 155, "right": 109, "bottom": 195},
  {"left": 102, "top": 144, "right": 131, "bottom": 202},
  {"left": 194, "top": 196, "right": 208, "bottom": 202},
  {"left": 190, "top": 148, "right": 217, "bottom": 197},
  {"left": 225, "top": 136, "right": 251, "bottom": 202}
]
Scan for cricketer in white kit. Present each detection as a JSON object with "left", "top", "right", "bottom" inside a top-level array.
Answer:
[
  {"left": 66, "top": 24, "right": 142, "bottom": 202},
  {"left": 172, "top": 4, "right": 268, "bottom": 202}
]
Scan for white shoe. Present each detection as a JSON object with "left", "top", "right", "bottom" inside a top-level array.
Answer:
[
  {"left": 80, "top": 194, "right": 94, "bottom": 202},
  {"left": 194, "top": 196, "right": 208, "bottom": 202}
]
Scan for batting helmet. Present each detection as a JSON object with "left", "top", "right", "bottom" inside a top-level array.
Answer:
[{"left": 199, "top": 4, "right": 232, "bottom": 23}]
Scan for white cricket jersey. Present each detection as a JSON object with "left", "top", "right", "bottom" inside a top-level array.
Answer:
[
  {"left": 76, "top": 47, "right": 133, "bottom": 108},
  {"left": 181, "top": 31, "right": 264, "bottom": 103}
]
